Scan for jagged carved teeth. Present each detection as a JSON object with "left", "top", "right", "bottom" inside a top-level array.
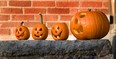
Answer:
[
  {"left": 55, "top": 31, "right": 62, "bottom": 38},
  {"left": 57, "top": 36, "right": 60, "bottom": 38},
  {"left": 55, "top": 35, "right": 60, "bottom": 39},
  {"left": 34, "top": 34, "right": 43, "bottom": 38},
  {"left": 17, "top": 32, "right": 24, "bottom": 38}
]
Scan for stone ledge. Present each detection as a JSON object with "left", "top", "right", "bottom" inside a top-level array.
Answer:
[{"left": 0, "top": 39, "right": 112, "bottom": 59}]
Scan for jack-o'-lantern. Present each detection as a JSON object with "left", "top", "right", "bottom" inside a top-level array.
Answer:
[
  {"left": 32, "top": 14, "right": 48, "bottom": 40},
  {"left": 51, "top": 23, "right": 69, "bottom": 40},
  {"left": 15, "top": 22, "right": 30, "bottom": 40},
  {"left": 70, "top": 9, "right": 110, "bottom": 40}
]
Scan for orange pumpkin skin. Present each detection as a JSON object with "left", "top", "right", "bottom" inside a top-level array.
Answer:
[
  {"left": 32, "top": 24, "right": 48, "bottom": 40},
  {"left": 15, "top": 23, "right": 30, "bottom": 40},
  {"left": 51, "top": 23, "right": 69, "bottom": 40},
  {"left": 70, "top": 10, "right": 110, "bottom": 40}
]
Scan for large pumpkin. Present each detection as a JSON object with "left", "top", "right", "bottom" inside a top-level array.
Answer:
[
  {"left": 32, "top": 14, "right": 48, "bottom": 40},
  {"left": 15, "top": 22, "right": 30, "bottom": 40},
  {"left": 51, "top": 23, "right": 69, "bottom": 40},
  {"left": 70, "top": 9, "right": 110, "bottom": 40}
]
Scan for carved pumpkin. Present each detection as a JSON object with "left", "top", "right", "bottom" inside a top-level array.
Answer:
[
  {"left": 51, "top": 23, "right": 69, "bottom": 40},
  {"left": 70, "top": 9, "right": 110, "bottom": 40},
  {"left": 15, "top": 22, "right": 30, "bottom": 40},
  {"left": 32, "top": 14, "right": 48, "bottom": 40}
]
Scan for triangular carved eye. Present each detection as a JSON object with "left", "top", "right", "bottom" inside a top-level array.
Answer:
[
  {"left": 18, "top": 32, "right": 20, "bottom": 34},
  {"left": 55, "top": 31, "right": 57, "bottom": 33},
  {"left": 57, "top": 26, "right": 60, "bottom": 30},
  {"left": 16, "top": 28, "right": 20, "bottom": 34},
  {"left": 37, "top": 31, "right": 39, "bottom": 34},
  {"left": 39, "top": 28, "right": 42, "bottom": 31}
]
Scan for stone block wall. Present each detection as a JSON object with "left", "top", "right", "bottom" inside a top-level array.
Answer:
[{"left": 0, "top": 39, "right": 112, "bottom": 59}]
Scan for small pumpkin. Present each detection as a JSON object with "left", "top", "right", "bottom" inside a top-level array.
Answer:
[
  {"left": 70, "top": 9, "right": 110, "bottom": 40},
  {"left": 32, "top": 14, "right": 48, "bottom": 40},
  {"left": 15, "top": 21, "right": 30, "bottom": 40},
  {"left": 51, "top": 23, "right": 69, "bottom": 40}
]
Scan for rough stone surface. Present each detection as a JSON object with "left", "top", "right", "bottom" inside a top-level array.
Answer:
[
  {"left": 0, "top": 39, "right": 112, "bottom": 59},
  {"left": 112, "top": 34, "right": 116, "bottom": 59},
  {"left": 98, "top": 54, "right": 113, "bottom": 59}
]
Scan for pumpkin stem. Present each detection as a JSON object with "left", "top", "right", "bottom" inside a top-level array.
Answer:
[
  {"left": 88, "top": 9, "right": 91, "bottom": 11},
  {"left": 20, "top": 21, "right": 24, "bottom": 26},
  {"left": 40, "top": 14, "right": 43, "bottom": 24}
]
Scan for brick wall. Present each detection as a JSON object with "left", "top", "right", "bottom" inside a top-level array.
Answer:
[{"left": 0, "top": 0, "right": 108, "bottom": 40}]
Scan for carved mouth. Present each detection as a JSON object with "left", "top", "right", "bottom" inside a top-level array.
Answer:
[
  {"left": 73, "top": 29, "right": 83, "bottom": 34},
  {"left": 73, "top": 26, "right": 83, "bottom": 34},
  {"left": 17, "top": 32, "right": 25, "bottom": 38},
  {"left": 34, "top": 34, "right": 43, "bottom": 38},
  {"left": 54, "top": 31, "right": 62, "bottom": 39}
]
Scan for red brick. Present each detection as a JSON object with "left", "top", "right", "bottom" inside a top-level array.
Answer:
[
  {"left": 100, "top": 8, "right": 108, "bottom": 14},
  {"left": 24, "top": 22, "right": 47, "bottom": 27},
  {"left": 56, "top": 2, "right": 79, "bottom": 7},
  {"left": 12, "top": 15, "right": 34, "bottom": 21},
  {"left": 47, "top": 8, "right": 69, "bottom": 14},
  {"left": 47, "top": 21, "right": 69, "bottom": 28},
  {"left": 70, "top": 8, "right": 78, "bottom": 14},
  {"left": 0, "top": 15, "right": 10, "bottom": 21},
  {"left": 0, "top": 22, "right": 20, "bottom": 28},
  {"left": 0, "top": 28, "right": 10, "bottom": 35},
  {"left": 81, "top": 1, "right": 102, "bottom": 7},
  {"left": 0, "top": 8, "right": 23, "bottom": 14},
  {"left": 78, "top": 8, "right": 108, "bottom": 14},
  {"left": 0, "top": 1, "right": 7, "bottom": 6},
  {"left": 92, "top": 9, "right": 107, "bottom": 13},
  {"left": 9, "top": 1, "right": 31, "bottom": 7},
  {"left": 103, "top": 2, "right": 108, "bottom": 7},
  {"left": 9, "top": 0, "right": 31, "bottom": 1},
  {"left": 60, "top": 15, "right": 73, "bottom": 21},
  {"left": 47, "top": 22, "right": 57, "bottom": 28},
  {"left": 33, "top": 1, "right": 55, "bottom": 7},
  {"left": 78, "top": 8, "right": 93, "bottom": 12},
  {"left": 36, "top": 15, "right": 58, "bottom": 21},
  {"left": 24, "top": 22, "right": 39, "bottom": 27},
  {"left": 0, "top": 21, "right": 46, "bottom": 28},
  {"left": 24, "top": 8, "right": 46, "bottom": 14},
  {"left": 55, "top": 0, "right": 69, "bottom": 1},
  {"left": 81, "top": 0, "right": 105, "bottom": 1}
]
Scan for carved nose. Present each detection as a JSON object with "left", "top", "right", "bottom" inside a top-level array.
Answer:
[
  {"left": 37, "top": 31, "right": 39, "bottom": 34},
  {"left": 55, "top": 31, "right": 57, "bottom": 33}
]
